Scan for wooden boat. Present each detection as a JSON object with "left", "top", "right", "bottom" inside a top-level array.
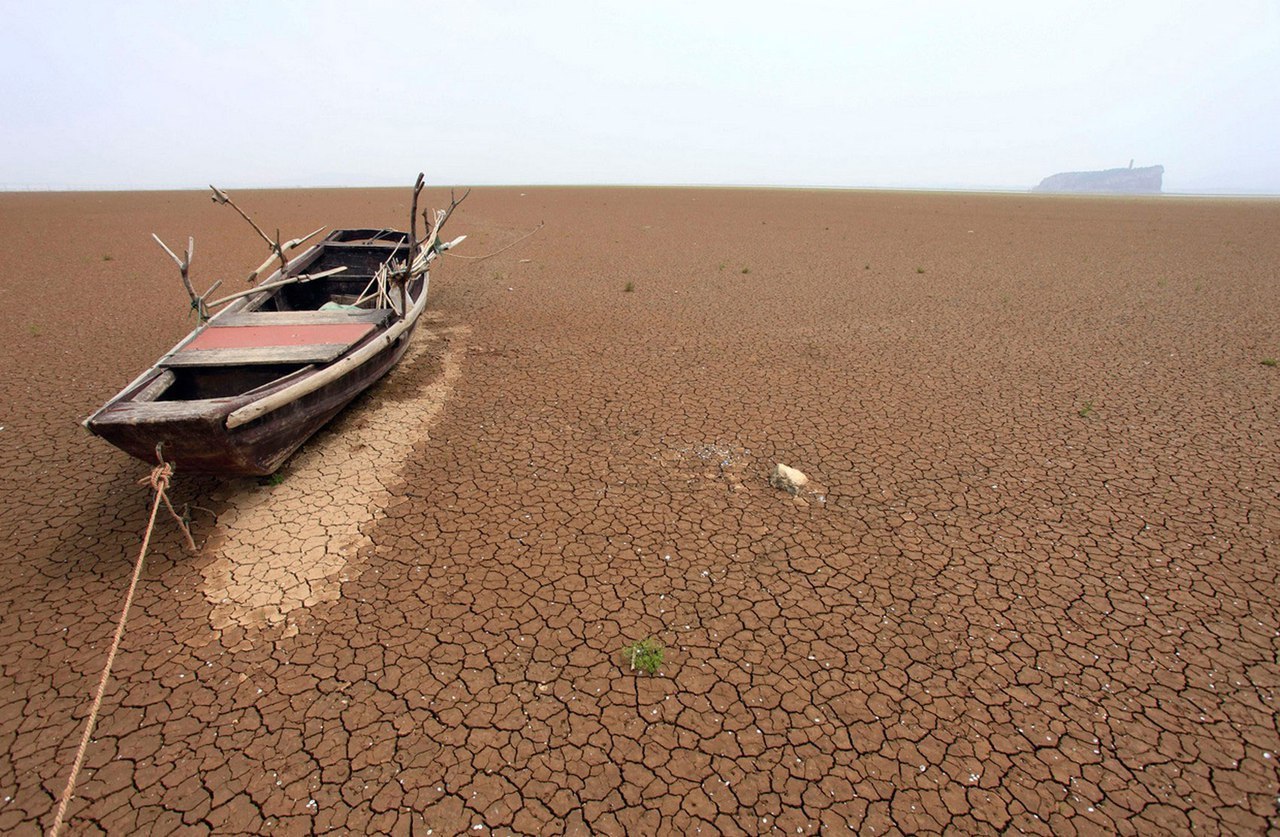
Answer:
[{"left": 86, "top": 216, "right": 460, "bottom": 476}]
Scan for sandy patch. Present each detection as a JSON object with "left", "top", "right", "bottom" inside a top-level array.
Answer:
[{"left": 199, "top": 322, "right": 468, "bottom": 637}]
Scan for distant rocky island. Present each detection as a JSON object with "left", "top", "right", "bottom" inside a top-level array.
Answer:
[{"left": 1033, "top": 162, "right": 1164, "bottom": 194}]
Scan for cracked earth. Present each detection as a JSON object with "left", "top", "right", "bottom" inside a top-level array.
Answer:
[
  {"left": 200, "top": 322, "right": 469, "bottom": 640},
  {"left": 0, "top": 188, "right": 1277, "bottom": 834}
]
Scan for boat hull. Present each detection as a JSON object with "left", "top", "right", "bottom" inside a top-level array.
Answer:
[
  {"left": 88, "top": 325, "right": 416, "bottom": 477},
  {"left": 86, "top": 227, "right": 441, "bottom": 477}
]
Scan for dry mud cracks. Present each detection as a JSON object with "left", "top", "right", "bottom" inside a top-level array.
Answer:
[{"left": 0, "top": 188, "right": 1277, "bottom": 834}]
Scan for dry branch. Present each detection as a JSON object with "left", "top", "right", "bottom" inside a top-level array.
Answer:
[
  {"left": 205, "top": 266, "right": 348, "bottom": 309},
  {"left": 210, "top": 186, "right": 324, "bottom": 284},
  {"left": 151, "top": 233, "right": 221, "bottom": 320},
  {"left": 408, "top": 187, "right": 470, "bottom": 277},
  {"left": 209, "top": 186, "right": 273, "bottom": 248},
  {"left": 403, "top": 173, "right": 426, "bottom": 315},
  {"left": 243, "top": 226, "right": 324, "bottom": 284}
]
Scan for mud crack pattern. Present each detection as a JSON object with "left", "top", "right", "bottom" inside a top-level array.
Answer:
[
  {"left": 0, "top": 188, "right": 1276, "bottom": 834},
  {"left": 200, "top": 322, "right": 468, "bottom": 639}
]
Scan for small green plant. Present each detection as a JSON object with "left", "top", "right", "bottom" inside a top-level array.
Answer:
[
  {"left": 1261, "top": 358, "right": 1277, "bottom": 367},
  {"left": 27, "top": 323, "right": 41, "bottom": 337},
  {"left": 741, "top": 267, "right": 751, "bottom": 275},
  {"left": 624, "top": 281, "right": 634, "bottom": 293},
  {"left": 1078, "top": 401, "right": 1095, "bottom": 418},
  {"left": 916, "top": 267, "right": 926, "bottom": 274},
  {"left": 264, "top": 471, "right": 286, "bottom": 486},
  {"left": 622, "top": 638, "right": 664, "bottom": 675},
  {"left": 718, "top": 262, "right": 726, "bottom": 271},
  {"left": 102, "top": 254, "right": 114, "bottom": 261}
]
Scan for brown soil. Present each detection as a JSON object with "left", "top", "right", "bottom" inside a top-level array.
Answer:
[{"left": 0, "top": 187, "right": 1277, "bottom": 834}]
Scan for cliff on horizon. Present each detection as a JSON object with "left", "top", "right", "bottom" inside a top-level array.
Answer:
[{"left": 1033, "top": 164, "right": 1164, "bottom": 194}]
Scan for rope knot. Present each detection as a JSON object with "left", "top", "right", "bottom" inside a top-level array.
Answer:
[
  {"left": 142, "top": 462, "right": 174, "bottom": 494},
  {"left": 134, "top": 460, "right": 192, "bottom": 553}
]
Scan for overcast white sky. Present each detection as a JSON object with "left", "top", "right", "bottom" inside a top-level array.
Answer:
[{"left": 1, "top": 1, "right": 1276, "bottom": 193}]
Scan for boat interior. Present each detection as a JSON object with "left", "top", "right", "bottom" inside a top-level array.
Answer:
[
  {"left": 134, "top": 230, "right": 418, "bottom": 403},
  {"left": 152, "top": 364, "right": 311, "bottom": 402},
  {"left": 260, "top": 229, "right": 412, "bottom": 312}
]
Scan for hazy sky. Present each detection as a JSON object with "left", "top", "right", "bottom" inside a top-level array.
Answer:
[{"left": 2, "top": 2, "right": 1276, "bottom": 193}]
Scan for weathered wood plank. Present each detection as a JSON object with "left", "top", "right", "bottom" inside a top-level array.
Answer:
[
  {"left": 214, "top": 309, "right": 394, "bottom": 328},
  {"left": 160, "top": 344, "right": 351, "bottom": 367},
  {"left": 99, "top": 399, "right": 228, "bottom": 424},
  {"left": 133, "top": 370, "right": 175, "bottom": 402},
  {"left": 325, "top": 240, "right": 406, "bottom": 249},
  {"left": 183, "top": 322, "right": 375, "bottom": 351}
]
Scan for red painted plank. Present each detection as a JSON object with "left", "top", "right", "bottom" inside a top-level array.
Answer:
[{"left": 183, "top": 322, "right": 376, "bottom": 352}]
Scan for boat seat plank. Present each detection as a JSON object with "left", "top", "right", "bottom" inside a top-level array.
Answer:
[
  {"left": 214, "top": 309, "right": 394, "bottom": 328},
  {"left": 324, "top": 240, "right": 406, "bottom": 249},
  {"left": 183, "top": 322, "right": 376, "bottom": 351},
  {"left": 161, "top": 344, "right": 353, "bottom": 367},
  {"left": 160, "top": 321, "right": 378, "bottom": 368}
]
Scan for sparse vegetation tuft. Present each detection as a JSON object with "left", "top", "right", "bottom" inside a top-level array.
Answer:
[
  {"left": 1261, "top": 358, "right": 1277, "bottom": 367},
  {"left": 102, "top": 255, "right": 114, "bottom": 261},
  {"left": 622, "top": 638, "right": 664, "bottom": 675},
  {"left": 916, "top": 267, "right": 926, "bottom": 274},
  {"left": 624, "top": 281, "right": 634, "bottom": 293},
  {"left": 741, "top": 267, "right": 751, "bottom": 275},
  {"left": 1078, "top": 401, "right": 1095, "bottom": 418}
]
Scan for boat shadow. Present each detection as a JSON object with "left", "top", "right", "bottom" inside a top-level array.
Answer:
[{"left": 42, "top": 317, "right": 464, "bottom": 590}]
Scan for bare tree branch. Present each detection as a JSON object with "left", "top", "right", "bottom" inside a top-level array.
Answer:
[
  {"left": 238, "top": 226, "right": 325, "bottom": 284},
  {"left": 210, "top": 186, "right": 324, "bottom": 284},
  {"left": 151, "top": 233, "right": 219, "bottom": 320},
  {"left": 284, "top": 226, "right": 326, "bottom": 252},
  {"left": 209, "top": 186, "right": 274, "bottom": 249},
  {"left": 408, "top": 173, "right": 425, "bottom": 266},
  {"left": 205, "top": 266, "right": 347, "bottom": 309},
  {"left": 419, "top": 188, "right": 470, "bottom": 260},
  {"left": 402, "top": 173, "right": 426, "bottom": 314},
  {"left": 178, "top": 175, "right": 469, "bottom": 320}
]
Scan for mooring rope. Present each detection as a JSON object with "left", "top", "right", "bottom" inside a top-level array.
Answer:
[{"left": 49, "top": 459, "right": 194, "bottom": 837}]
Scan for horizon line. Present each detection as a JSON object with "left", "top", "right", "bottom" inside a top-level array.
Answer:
[{"left": 0, "top": 182, "right": 1277, "bottom": 199}]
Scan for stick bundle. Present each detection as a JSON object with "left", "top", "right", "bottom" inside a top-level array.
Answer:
[{"left": 154, "top": 174, "right": 467, "bottom": 321}]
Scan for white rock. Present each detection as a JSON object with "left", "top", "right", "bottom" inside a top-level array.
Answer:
[{"left": 769, "top": 463, "right": 808, "bottom": 495}]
